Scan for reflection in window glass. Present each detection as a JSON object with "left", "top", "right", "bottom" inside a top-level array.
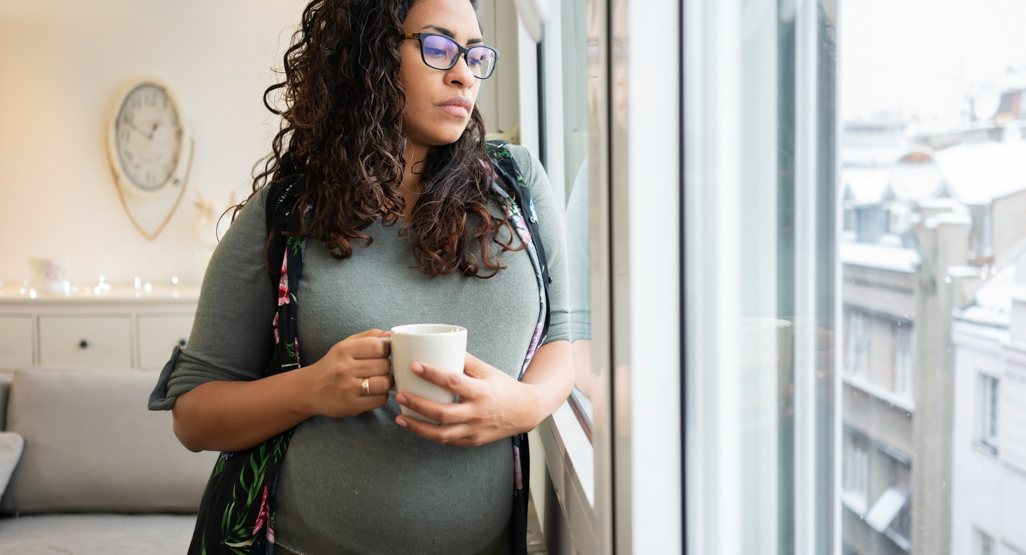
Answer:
[
  {"left": 558, "top": 0, "right": 595, "bottom": 428},
  {"left": 841, "top": 0, "right": 1026, "bottom": 553}
]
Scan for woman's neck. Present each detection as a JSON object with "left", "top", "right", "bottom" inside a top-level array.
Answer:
[{"left": 399, "top": 141, "right": 427, "bottom": 222}]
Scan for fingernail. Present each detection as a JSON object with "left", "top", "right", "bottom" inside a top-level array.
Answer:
[
  {"left": 396, "top": 394, "right": 407, "bottom": 405},
  {"left": 412, "top": 363, "right": 424, "bottom": 374},
  {"left": 396, "top": 417, "right": 408, "bottom": 428}
]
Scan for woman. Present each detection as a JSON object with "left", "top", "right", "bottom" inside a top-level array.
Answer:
[{"left": 147, "top": 0, "right": 573, "bottom": 553}]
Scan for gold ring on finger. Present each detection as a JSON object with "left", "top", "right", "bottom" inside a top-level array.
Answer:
[{"left": 361, "top": 377, "right": 371, "bottom": 396}]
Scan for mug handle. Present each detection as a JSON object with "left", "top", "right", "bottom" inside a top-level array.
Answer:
[{"left": 380, "top": 336, "right": 397, "bottom": 396}]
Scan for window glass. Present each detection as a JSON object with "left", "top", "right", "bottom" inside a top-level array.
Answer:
[
  {"left": 683, "top": 0, "right": 838, "bottom": 552},
  {"left": 558, "top": 0, "right": 596, "bottom": 430},
  {"left": 839, "top": 0, "right": 1026, "bottom": 553}
]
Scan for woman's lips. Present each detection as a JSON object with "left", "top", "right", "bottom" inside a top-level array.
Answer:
[{"left": 439, "top": 104, "right": 470, "bottom": 117}]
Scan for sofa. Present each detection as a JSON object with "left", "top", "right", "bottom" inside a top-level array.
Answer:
[{"left": 0, "top": 367, "right": 219, "bottom": 555}]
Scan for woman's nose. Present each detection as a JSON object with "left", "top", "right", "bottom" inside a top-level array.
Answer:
[{"left": 446, "top": 54, "right": 476, "bottom": 88}]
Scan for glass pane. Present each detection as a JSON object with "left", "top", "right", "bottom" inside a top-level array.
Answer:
[
  {"left": 558, "top": 0, "right": 596, "bottom": 430},
  {"left": 839, "top": 1, "right": 1026, "bottom": 553},
  {"left": 683, "top": 0, "right": 837, "bottom": 552}
]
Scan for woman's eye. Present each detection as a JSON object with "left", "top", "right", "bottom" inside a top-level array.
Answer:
[{"left": 425, "top": 47, "right": 450, "bottom": 59}]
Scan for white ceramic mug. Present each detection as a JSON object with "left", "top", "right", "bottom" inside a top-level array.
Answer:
[{"left": 382, "top": 324, "right": 467, "bottom": 423}]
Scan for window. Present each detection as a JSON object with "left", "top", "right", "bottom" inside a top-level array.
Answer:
[
  {"left": 894, "top": 321, "right": 914, "bottom": 397},
  {"left": 683, "top": 0, "right": 837, "bottom": 551},
  {"left": 864, "top": 449, "right": 912, "bottom": 551},
  {"left": 846, "top": 309, "right": 870, "bottom": 377},
  {"left": 558, "top": 0, "right": 595, "bottom": 431},
  {"left": 684, "top": 0, "right": 1026, "bottom": 553},
  {"left": 842, "top": 431, "right": 869, "bottom": 513},
  {"left": 976, "top": 529, "right": 994, "bottom": 555},
  {"left": 978, "top": 373, "right": 1000, "bottom": 450},
  {"left": 532, "top": 0, "right": 682, "bottom": 552}
]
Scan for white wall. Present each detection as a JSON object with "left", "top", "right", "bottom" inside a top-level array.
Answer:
[
  {"left": 0, "top": 1, "right": 305, "bottom": 286},
  {"left": 950, "top": 327, "right": 1006, "bottom": 555},
  {"left": 951, "top": 322, "right": 1026, "bottom": 555}
]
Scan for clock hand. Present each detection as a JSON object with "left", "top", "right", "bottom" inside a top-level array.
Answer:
[
  {"left": 146, "top": 122, "right": 159, "bottom": 141},
  {"left": 124, "top": 120, "right": 151, "bottom": 137}
]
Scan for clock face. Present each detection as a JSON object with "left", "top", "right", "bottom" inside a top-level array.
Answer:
[{"left": 114, "top": 84, "right": 183, "bottom": 192}]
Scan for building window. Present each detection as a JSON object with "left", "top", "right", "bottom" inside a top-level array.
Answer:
[
  {"left": 845, "top": 309, "right": 870, "bottom": 377},
  {"left": 976, "top": 529, "right": 995, "bottom": 555},
  {"left": 854, "top": 204, "right": 890, "bottom": 243},
  {"left": 864, "top": 451, "right": 912, "bottom": 551},
  {"left": 842, "top": 431, "right": 869, "bottom": 513},
  {"left": 978, "top": 373, "right": 1000, "bottom": 450},
  {"left": 894, "top": 321, "right": 914, "bottom": 397}
]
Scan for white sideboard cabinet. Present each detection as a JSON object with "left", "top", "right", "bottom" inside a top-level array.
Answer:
[{"left": 0, "top": 285, "right": 200, "bottom": 372}]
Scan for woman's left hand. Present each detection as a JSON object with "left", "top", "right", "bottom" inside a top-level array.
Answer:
[{"left": 395, "top": 353, "right": 539, "bottom": 447}]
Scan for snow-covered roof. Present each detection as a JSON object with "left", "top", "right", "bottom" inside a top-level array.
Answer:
[
  {"left": 885, "top": 153, "right": 949, "bottom": 202},
  {"left": 841, "top": 242, "right": 921, "bottom": 273},
  {"left": 953, "top": 264, "right": 1015, "bottom": 328},
  {"left": 933, "top": 140, "right": 1026, "bottom": 205},
  {"left": 842, "top": 168, "right": 890, "bottom": 205}
]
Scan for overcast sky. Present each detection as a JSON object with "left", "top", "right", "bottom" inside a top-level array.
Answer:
[{"left": 840, "top": 0, "right": 1026, "bottom": 125}]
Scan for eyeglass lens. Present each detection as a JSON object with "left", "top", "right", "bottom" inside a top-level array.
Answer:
[{"left": 421, "top": 34, "right": 496, "bottom": 78}]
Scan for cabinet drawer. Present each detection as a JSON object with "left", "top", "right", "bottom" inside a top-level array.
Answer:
[
  {"left": 138, "top": 315, "right": 194, "bottom": 371},
  {"left": 0, "top": 316, "right": 34, "bottom": 370},
  {"left": 39, "top": 316, "right": 132, "bottom": 369}
]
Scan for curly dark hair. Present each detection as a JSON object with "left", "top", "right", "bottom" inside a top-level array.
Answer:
[{"left": 242, "top": 0, "right": 520, "bottom": 279}]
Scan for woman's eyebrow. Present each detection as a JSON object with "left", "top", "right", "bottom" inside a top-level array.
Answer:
[{"left": 420, "top": 24, "right": 484, "bottom": 45}]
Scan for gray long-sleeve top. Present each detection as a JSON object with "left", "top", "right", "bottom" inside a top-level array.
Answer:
[{"left": 148, "top": 145, "right": 569, "bottom": 555}]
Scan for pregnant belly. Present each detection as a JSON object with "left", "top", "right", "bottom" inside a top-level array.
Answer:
[{"left": 272, "top": 404, "right": 513, "bottom": 555}]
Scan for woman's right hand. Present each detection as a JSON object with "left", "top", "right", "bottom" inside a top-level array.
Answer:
[{"left": 302, "top": 329, "right": 393, "bottom": 418}]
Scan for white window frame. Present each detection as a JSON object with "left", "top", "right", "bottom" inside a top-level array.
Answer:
[
  {"left": 893, "top": 320, "right": 914, "bottom": 397},
  {"left": 523, "top": 0, "right": 683, "bottom": 553},
  {"left": 683, "top": 0, "right": 840, "bottom": 552},
  {"left": 977, "top": 372, "right": 1000, "bottom": 451}
]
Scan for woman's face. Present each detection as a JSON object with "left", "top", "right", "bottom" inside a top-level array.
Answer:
[{"left": 400, "top": 0, "right": 484, "bottom": 150}]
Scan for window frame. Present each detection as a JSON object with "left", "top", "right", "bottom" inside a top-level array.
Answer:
[
  {"left": 977, "top": 371, "right": 1000, "bottom": 451},
  {"left": 526, "top": 0, "right": 683, "bottom": 553}
]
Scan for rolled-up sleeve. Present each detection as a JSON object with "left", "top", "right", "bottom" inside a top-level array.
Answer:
[
  {"left": 149, "top": 186, "right": 277, "bottom": 411},
  {"left": 509, "top": 146, "right": 571, "bottom": 346}
]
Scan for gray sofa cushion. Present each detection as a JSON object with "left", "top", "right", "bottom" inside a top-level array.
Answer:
[
  {"left": 0, "top": 367, "right": 217, "bottom": 514},
  {"left": 0, "top": 513, "right": 196, "bottom": 554},
  {"left": 0, "top": 433, "right": 24, "bottom": 499}
]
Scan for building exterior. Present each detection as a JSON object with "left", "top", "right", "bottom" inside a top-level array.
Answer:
[
  {"left": 839, "top": 106, "right": 1026, "bottom": 555},
  {"left": 951, "top": 253, "right": 1026, "bottom": 555}
]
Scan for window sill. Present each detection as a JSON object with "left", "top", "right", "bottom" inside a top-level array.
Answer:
[
  {"left": 536, "top": 400, "right": 599, "bottom": 555},
  {"left": 972, "top": 440, "right": 999, "bottom": 458},
  {"left": 541, "top": 400, "right": 595, "bottom": 505},
  {"left": 842, "top": 374, "right": 916, "bottom": 413},
  {"left": 840, "top": 491, "right": 868, "bottom": 516},
  {"left": 882, "top": 528, "right": 911, "bottom": 552}
]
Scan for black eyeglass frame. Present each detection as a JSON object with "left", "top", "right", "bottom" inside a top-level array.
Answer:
[{"left": 402, "top": 32, "right": 500, "bottom": 79}]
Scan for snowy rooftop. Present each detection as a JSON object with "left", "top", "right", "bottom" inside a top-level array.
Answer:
[
  {"left": 841, "top": 242, "right": 921, "bottom": 273},
  {"left": 886, "top": 155, "right": 948, "bottom": 202},
  {"left": 843, "top": 168, "right": 891, "bottom": 205},
  {"left": 840, "top": 137, "right": 1026, "bottom": 208},
  {"left": 933, "top": 140, "right": 1026, "bottom": 205},
  {"left": 954, "top": 264, "right": 1015, "bottom": 328}
]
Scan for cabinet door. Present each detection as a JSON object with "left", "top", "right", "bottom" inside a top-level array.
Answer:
[
  {"left": 0, "top": 316, "right": 34, "bottom": 370},
  {"left": 138, "top": 315, "right": 194, "bottom": 371},
  {"left": 39, "top": 316, "right": 132, "bottom": 369}
]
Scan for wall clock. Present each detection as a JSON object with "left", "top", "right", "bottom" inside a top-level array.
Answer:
[{"left": 106, "top": 78, "right": 193, "bottom": 240}]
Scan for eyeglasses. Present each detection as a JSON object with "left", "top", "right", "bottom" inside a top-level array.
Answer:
[{"left": 402, "top": 32, "right": 499, "bottom": 80}]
